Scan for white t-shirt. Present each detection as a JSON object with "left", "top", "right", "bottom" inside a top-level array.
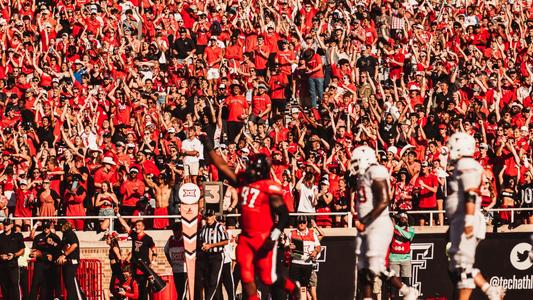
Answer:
[
  {"left": 181, "top": 137, "right": 203, "bottom": 164},
  {"left": 297, "top": 183, "right": 317, "bottom": 213}
]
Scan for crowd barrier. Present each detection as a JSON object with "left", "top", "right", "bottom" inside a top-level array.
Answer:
[
  {"left": 0, "top": 259, "right": 103, "bottom": 300},
  {"left": 9, "top": 207, "right": 533, "bottom": 230}
]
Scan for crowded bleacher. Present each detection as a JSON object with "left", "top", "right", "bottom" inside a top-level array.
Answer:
[{"left": 0, "top": 0, "right": 531, "bottom": 231}]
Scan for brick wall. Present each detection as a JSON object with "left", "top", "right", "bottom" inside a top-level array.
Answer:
[{"left": 79, "top": 243, "right": 173, "bottom": 292}]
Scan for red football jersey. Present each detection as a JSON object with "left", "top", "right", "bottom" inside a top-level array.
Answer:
[{"left": 238, "top": 178, "right": 283, "bottom": 237}]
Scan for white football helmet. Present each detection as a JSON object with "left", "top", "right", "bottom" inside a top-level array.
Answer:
[
  {"left": 350, "top": 146, "right": 378, "bottom": 175},
  {"left": 447, "top": 132, "right": 476, "bottom": 160}
]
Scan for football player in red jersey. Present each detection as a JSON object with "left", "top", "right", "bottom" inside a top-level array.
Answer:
[{"left": 201, "top": 135, "right": 299, "bottom": 300}]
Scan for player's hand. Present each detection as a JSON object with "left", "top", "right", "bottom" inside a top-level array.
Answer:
[
  {"left": 355, "top": 221, "right": 366, "bottom": 232},
  {"left": 260, "top": 237, "right": 277, "bottom": 252},
  {"left": 464, "top": 224, "right": 474, "bottom": 239}
]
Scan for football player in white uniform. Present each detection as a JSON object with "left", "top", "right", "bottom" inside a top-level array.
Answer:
[
  {"left": 446, "top": 132, "right": 505, "bottom": 300},
  {"left": 350, "top": 146, "right": 418, "bottom": 300}
]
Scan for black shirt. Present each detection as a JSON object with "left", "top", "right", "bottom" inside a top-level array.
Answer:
[
  {"left": 61, "top": 229, "right": 80, "bottom": 260},
  {"left": 32, "top": 231, "right": 62, "bottom": 264},
  {"left": 356, "top": 55, "right": 378, "bottom": 78},
  {"left": 37, "top": 125, "right": 55, "bottom": 148},
  {"left": 0, "top": 231, "right": 25, "bottom": 266},
  {"left": 174, "top": 38, "right": 195, "bottom": 59},
  {"left": 129, "top": 231, "right": 155, "bottom": 263}
]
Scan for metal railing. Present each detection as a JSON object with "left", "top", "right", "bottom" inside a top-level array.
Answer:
[{"left": 7, "top": 208, "right": 533, "bottom": 230}]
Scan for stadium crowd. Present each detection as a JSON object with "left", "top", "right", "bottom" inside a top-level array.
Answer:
[{"left": 0, "top": 0, "right": 531, "bottom": 231}]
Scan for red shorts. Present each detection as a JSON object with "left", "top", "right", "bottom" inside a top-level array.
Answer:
[
  {"left": 236, "top": 234, "right": 278, "bottom": 285},
  {"left": 153, "top": 207, "right": 169, "bottom": 229}
]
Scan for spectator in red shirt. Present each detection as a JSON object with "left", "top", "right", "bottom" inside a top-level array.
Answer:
[
  {"left": 413, "top": 161, "right": 439, "bottom": 226},
  {"left": 224, "top": 83, "right": 249, "bottom": 143},
  {"left": 119, "top": 167, "right": 146, "bottom": 216},
  {"left": 269, "top": 64, "right": 289, "bottom": 117},
  {"left": 302, "top": 48, "right": 324, "bottom": 108},
  {"left": 248, "top": 83, "right": 271, "bottom": 135}
]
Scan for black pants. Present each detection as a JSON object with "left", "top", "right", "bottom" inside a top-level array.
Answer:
[
  {"left": 226, "top": 121, "right": 244, "bottom": 144},
  {"left": 135, "top": 273, "right": 150, "bottom": 300},
  {"left": 30, "top": 262, "right": 58, "bottom": 300},
  {"left": 20, "top": 266, "right": 29, "bottom": 300},
  {"left": 216, "top": 262, "right": 235, "bottom": 300},
  {"left": 0, "top": 263, "right": 20, "bottom": 300},
  {"left": 173, "top": 272, "right": 187, "bottom": 300},
  {"left": 203, "top": 253, "right": 224, "bottom": 300},
  {"left": 63, "top": 263, "right": 85, "bottom": 300},
  {"left": 289, "top": 263, "right": 313, "bottom": 286}
]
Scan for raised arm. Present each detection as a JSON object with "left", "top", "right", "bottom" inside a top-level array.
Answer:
[{"left": 199, "top": 134, "right": 238, "bottom": 184}]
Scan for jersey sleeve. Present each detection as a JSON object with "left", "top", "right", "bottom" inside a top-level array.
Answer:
[{"left": 458, "top": 159, "right": 483, "bottom": 192}]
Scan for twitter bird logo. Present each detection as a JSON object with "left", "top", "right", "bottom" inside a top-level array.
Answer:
[{"left": 510, "top": 243, "right": 533, "bottom": 270}]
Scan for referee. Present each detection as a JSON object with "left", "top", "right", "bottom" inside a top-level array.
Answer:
[{"left": 199, "top": 209, "right": 229, "bottom": 300}]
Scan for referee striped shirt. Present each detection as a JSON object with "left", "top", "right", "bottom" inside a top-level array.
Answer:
[{"left": 199, "top": 222, "right": 229, "bottom": 254}]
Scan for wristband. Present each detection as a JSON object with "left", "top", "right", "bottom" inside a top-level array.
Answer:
[
  {"left": 465, "top": 215, "right": 475, "bottom": 226},
  {"left": 270, "top": 228, "right": 282, "bottom": 241}
]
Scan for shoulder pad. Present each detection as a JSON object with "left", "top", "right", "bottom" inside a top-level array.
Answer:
[{"left": 366, "top": 164, "right": 389, "bottom": 181}]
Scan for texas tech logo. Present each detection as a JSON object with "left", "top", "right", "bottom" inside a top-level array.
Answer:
[{"left": 410, "top": 243, "right": 434, "bottom": 295}]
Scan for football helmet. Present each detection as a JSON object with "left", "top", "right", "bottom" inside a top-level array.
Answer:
[
  {"left": 244, "top": 153, "right": 272, "bottom": 183},
  {"left": 448, "top": 132, "right": 476, "bottom": 160},
  {"left": 350, "top": 146, "right": 377, "bottom": 176}
]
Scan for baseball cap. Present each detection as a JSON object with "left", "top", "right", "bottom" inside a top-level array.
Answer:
[
  {"left": 42, "top": 221, "right": 51, "bottom": 229},
  {"left": 421, "top": 161, "right": 430, "bottom": 167},
  {"left": 129, "top": 167, "right": 139, "bottom": 173}
]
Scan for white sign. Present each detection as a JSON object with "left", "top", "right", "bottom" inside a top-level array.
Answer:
[
  {"left": 179, "top": 183, "right": 201, "bottom": 204},
  {"left": 509, "top": 242, "right": 532, "bottom": 271}
]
